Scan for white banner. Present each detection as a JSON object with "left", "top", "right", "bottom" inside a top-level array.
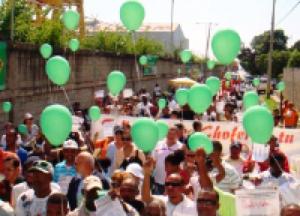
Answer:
[
  {"left": 235, "top": 189, "right": 280, "bottom": 216},
  {"left": 91, "top": 115, "right": 300, "bottom": 158}
]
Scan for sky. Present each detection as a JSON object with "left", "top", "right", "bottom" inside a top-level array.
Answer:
[{"left": 84, "top": 0, "right": 300, "bottom": 56}]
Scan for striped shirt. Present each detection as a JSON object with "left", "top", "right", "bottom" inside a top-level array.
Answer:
[{"left": 54, "top": 161, "right": 77, "bottom": 194}]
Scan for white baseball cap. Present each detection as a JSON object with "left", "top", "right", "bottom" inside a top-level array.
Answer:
[
  {"left": 83, "top": 175, "right": 103, "bottom": 191},
  {"left": 126, "top": 163, "right": 144, "bottom": 180},
  {"left": 24, "top": 113, "right": 33, "bottom": 119},
  {"left": 63, "top": 139, "right": 78, "bottom": 149}
]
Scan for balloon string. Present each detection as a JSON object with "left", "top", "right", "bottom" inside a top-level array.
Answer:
[
  {"left": 61, "top": 86, "right": 74, "bottom": 114},
  {"left": 131, "top": 31, "right": 140, "bottom": 90}
]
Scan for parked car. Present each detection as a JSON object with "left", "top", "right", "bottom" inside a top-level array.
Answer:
[{"left": 257, "top": 77, "right": 273, "bottom": 94}]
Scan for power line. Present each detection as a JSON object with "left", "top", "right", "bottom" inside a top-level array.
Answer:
[{"left": 276, "top": 0, "right": 300, "bottom": 25}]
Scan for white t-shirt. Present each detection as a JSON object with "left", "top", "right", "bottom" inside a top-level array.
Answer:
[
  {"left": 279, "top": 181, "right": 300, "bottom": 206},
  {"left": 225, "top": 157, "right": 245, "bottom": 176},
  {"left": 15, "top": 187, "right": 61, "bottom": 216},
  {"left": 259, "top": 170, "right": 295, "bottom": 188},
  {"left": 135, "top": 102, "right": 152, "bottom": 117},
  {"left": 152, "top": 140, "right": 183, "bottom": 185},
  {"left": 190, "top": 161, "right": 241, "bottom": 194},
  {"left": 210, "top": 161, "right": 241, "bottom": 192},
  {"left": 0, "top": 134, "right": 23, "bottom": 149},
  {"left": 12, "top": 182, "right": 60, "bottom": 208},
  {"left": 154, "top": 195, "right": 197, "bottom": 216},
  {"left": 168, "top": 100, "right": 179, "bottom": 112}
]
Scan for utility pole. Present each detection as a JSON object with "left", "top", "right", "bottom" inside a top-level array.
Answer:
[
  {"left": 196, "top": 22, "right": 218, "bottom": 78},
  {"left": 170, "top": 0, "right": 175, "bottom": 54},
  {"left": 266, "top": 0, "right": 276, "bottom": 99}
]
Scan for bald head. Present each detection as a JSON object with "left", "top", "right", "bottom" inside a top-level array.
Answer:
[
  {"left": 281, "top": 204, "right": 300, "bottom": 216},
  {"left": 75, "top": 151, "right": 95, "bottom": 177}
]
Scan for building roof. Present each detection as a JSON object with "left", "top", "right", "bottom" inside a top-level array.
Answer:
[{"left": 86, "top": 21, "right": 180, "bottom": 33}]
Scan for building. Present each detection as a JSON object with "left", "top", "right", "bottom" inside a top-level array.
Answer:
[{"left": 85, "top": 19, "right": 189, "bottom": 53}]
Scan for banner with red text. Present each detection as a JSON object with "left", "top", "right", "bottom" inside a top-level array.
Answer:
[{"left": 91, "top": 115, "right": 300, "bottom": 158}]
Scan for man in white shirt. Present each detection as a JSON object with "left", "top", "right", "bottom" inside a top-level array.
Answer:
[
  {"left": 142, "top": 158, "right": 197, "bottom": 216},
  {"left": 12, "top": 156, "right": 60, "bottom": 207},
  {"left": 136, "top": 96, "right": 153, "bottom": 117},
  {"left": 15, "top": 160, "right": 61, "bottom": 216},
  {"left": 225, "top": 141, "right": 245, "bottom": 176},
  {"left": 152, "top": 127, "right": 183, "bottom": 194},
  {"left": 259, "top": 152, "right": 295, "bottom": 188},
  {"left": 209, "top": 141, "right": 241, "bottom": 193}
]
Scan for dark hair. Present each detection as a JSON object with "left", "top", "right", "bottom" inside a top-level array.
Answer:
[
  {"left": 47, "top": 193, "right": 68, "bottom": 206},
  {"left": 213, "top": 141, "right": 223, "bottom": 153},
  {"left": 198, "top": 189, "right": 219, "bottom": 202},
  {"left": 193, "top": 121, "right": 202, "bottom": 131},
  {"left": 175, "top": 123, "right": 184, "bottom": 130},
  {"left": 4, "top": 156, "right": 20, "bottom": 168},
  {"left": 171, "top": 111, "right": 179, "bottom": 118},
  {"left": 165, "top": 150, "right": 185, "bottom": 166}
]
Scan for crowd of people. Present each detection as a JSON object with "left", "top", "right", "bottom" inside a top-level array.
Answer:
[
  {"left": 0, "top": 78, "right": 299, "bottom": 216},
  {"left": 96, "top": 82, "right": 299, "bottom": 128}
]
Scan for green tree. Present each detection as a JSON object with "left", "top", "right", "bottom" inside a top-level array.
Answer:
[
  {"left": 291, "top": 40, "right": 300, "bottom": 51},
  {"left": 251, "top": 29, "right": 288, "bottom": 54},
  {"left": 238, "top": 48, "right": 261, "bottom": 75},
  {"left": 255, "top": 51, "right": 290, "bottom": 78},
  {"left": 288, "top": 50, "right": 300, "bottom": 67}
]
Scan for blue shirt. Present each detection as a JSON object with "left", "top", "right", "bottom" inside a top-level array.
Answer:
[
  {"left": 106, "top": 142, "right": 116, "bottom": 177},
  {"left": 54, "top": 161, "right": 77, "bottom": 182}
]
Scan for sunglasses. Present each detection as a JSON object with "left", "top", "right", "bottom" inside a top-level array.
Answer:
[
  {"left": 197, "top": 199, "right": 217, "bottom": 206},
  {"left": 165, "top": 182, "right": 183, "bottom": 187},
  {"left": 111, "top": 181, "right": 121, "bottom": 188}
]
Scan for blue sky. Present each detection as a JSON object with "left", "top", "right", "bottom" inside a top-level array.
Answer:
[{"left": 85, "top": 0, "right": 300, "bottom": 56}]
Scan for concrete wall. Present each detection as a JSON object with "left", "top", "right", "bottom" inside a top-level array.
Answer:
[
  {"left": 283, "top": 68, "right": 300, "bottom": 109},
  {"left": 0, "top": 43, "right": 195, "bottom": 126}
]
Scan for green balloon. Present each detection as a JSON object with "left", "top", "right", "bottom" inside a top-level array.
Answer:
[
  {"left": 243, "top": 91, "right": 259, "bottom": 110},
  {"left": 18, "top": 124, "right": 28, "bottom": 135},
  {"left": 107, "top": 71, "right": 127, "bottom": 96},
  {"left": 40, "top": 104, "right": 72, "bottom": 147},
  {"left": 205, "top": 76, "right": 220, "bottom": 96},
  {"left": 69, "top": 38, "right": 80, "bottom": 52},
  {"left": 224, "top": 72, "right": 232, "bottom": 80},
  {"left": 120, "top": 0, "right": 145, "bottom": 31},
  {"left": 46, "top": 56, "right": 71, "bottom": 86},
  {"left": 156, "top": 120, "right": 169, "bottom": 141},
  {"left": 207, "top": 60, "right": 216, "bottom": 70},
  {"left": 175, "top": 88, "right": 189, "bottom": 106},
  {"left": 139, "top": 55, "right": 148, "bottom": 65},
  {"left": 242, "top": 105, "right": 274, "bottom": 144},
  {"left": 253, "top": 78, "right": 260, "bottom": 87},
  {"left": 62, "top": 10, "right": 80, "bottom": 31},
  {"left": 180, "top": 50, "right": 192, "bottom": 63},
  {"left": 188, "top": 132, "right": 213, "bottom": 154},
  {"left": 277, "top": 81, "right": 285, "bottom": 92},
  {"left": 212, "top": 29, "right": 241, "bottom": 65},
  {"left": 158, "top": 98, "right": 166, "bottom": 110},
  {"left": 188, "top": 84, "right": 212, "bottom": 114},
  {"left": 2, "top": 102, "right": 12, "bottom": 113},
  {"left": 89, "top": 106, "right": 101, "bottom": 121},
  {"left": 131, "top": 118, "right": 159, "bottom": 153},
  {"left": 40, "top": 43, "right": 53, "bottom": 59}
]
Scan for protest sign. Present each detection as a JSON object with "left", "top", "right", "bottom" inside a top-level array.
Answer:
[
  {"left": 95, "top": 196, "right": 126, "bottom": 216},
  {"left": 235, "top": 189, "right": 280, "bottom": 216}
]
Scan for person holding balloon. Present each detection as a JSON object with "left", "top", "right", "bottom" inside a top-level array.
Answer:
[{"left": 152, "top": 127, "right": 183, "bottom": 195}]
